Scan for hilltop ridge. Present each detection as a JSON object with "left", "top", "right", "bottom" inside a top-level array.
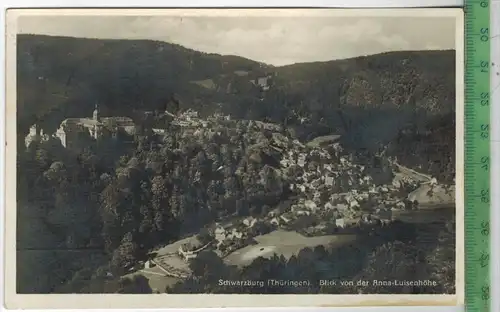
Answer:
[
  {"left": 17, "top": 34, "right": 456, "bottom": 180},
  {"left": 17, "top": 34, "right": 455, "bottom": 133}
]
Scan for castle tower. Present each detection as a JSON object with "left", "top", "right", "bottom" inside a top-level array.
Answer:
[
  {"left": 25, "top": 123, "right": 42, "bottom": 148},
  {"left": 29, "top": 124, "right": 40, "bottom": 137},
  {"left": 93, "top": 103, "right": 100, "bottom": 122},
  {"left": 92, "top": 103, "right": 103, "bottom": 140},
  {"left": 56, "top": 127, "right": 67, "bottom": 148}
]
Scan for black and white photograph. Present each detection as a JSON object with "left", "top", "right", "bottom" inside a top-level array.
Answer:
[{"left": 5, "top": 8, "right": 464, "bottom": 308}]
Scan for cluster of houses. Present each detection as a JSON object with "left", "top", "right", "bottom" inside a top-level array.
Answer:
[
  {"left": 172, "top": 109, "right": 233, "bottom": 128},
  {"left": 212, "top": 222, "right": 255, "bottom": 256},
  {"left": 201, "top": 135, "right": 425, "bottom": 256},
  {"left": 133, "top": 114, "right": 450, "bottom": 284}
]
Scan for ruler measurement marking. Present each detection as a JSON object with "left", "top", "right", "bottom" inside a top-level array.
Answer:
[{"left": 465, "top": 0, "right": 491, "bottom": 311}]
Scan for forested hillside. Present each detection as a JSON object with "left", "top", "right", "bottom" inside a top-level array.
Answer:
[
  {"left": 17, "top": 34, "right": 269, "bottom": 135},
  {"left": 17, "top": 34, "right": 455, "bottom": 137},
  {"left": 16, "top": 34, "right": 456, "bottom": 294},
  {"left": 17, "top": 35, "right": 456, "bottom": 179}
]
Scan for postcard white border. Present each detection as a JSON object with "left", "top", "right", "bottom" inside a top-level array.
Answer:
[
  {"left": 1, "top": 0, "right": 465, "bottom": 8},
  {"left": 3, "top": 8, "right": 464, "bottom": 309}
]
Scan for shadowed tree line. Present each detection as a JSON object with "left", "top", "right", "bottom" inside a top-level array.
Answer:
[{"left": 168, "top": 220, "right": 455, "bottom": 294}]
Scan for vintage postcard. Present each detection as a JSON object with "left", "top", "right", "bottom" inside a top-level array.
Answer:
[{"left": 4, "top": 8, "right": 464, "bottom": 309}]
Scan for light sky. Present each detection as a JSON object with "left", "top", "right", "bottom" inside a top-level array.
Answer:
[{"left": 18, "top": 15, "right": 457, "bottom": 66}]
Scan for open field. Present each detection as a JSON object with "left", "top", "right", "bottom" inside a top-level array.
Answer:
[
  {"left": 224, "top": 230, "right": 357, "bottom": 267},
  {"left": 306, "top": 135, "right": 342, "bottom": 148},
  {"left": 190, "top": 79, "right": 216, "bottom": 90}
]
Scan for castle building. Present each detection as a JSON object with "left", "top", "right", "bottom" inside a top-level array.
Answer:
[
  {"left": 250, "top": 74, "right": 274, "bottom": 91},
  {"left": 55, "top": 104, "right": 136, "bottom": 148},
  {"left": 24, "top": 124, "right": 49, "bottom": 148}
]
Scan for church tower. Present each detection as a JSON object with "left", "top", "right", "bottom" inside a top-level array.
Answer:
[
  {"left": 92, "top": 103, "right": 102, "bottom": 140},
  {"left": 93, "top": 103, "right": 100, "bottom": 122}
]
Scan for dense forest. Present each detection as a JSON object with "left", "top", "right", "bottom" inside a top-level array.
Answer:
[
  {"left": 17, "top": 120, "right": 455, "bottom": 294},
  {"left": 16, "top": 34, "right": 456, "bottom": 294},
  {"left": 18, "top": 119, "right": 290, "bottom": 293}
]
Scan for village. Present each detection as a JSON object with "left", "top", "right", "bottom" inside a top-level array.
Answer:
[{"left": 118, "top": 109, "right": 455, "bottom": 293}]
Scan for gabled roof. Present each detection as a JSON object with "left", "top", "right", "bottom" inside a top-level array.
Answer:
[{"left": 61, "top": 118, "right": 101, "bottom": 128}]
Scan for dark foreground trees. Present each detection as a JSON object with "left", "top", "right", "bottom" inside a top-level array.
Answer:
[
  {"left": 168, "top": 221, "right": 455, "bottom": 295},
  {"left": 17, "top": 120, "right": 289, "bottom": 293}
]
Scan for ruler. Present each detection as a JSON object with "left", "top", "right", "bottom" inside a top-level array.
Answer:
[{"left": 465, "top": 0, "right": 492, "bottom": 310}]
